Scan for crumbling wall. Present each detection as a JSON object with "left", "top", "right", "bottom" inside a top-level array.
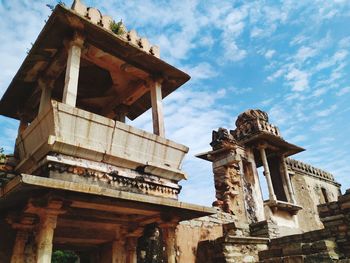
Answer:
[
  {"left": 176, "top": 211, "right": 237, "bottom": 263},
  {"left": 176, "top": 211, "right": 269, "bottom": 263},
  {"left": 259, "top": 188, "right": 350, "bottom": 262},
  {"left": 290, "top": 169, "right": 340, "bottom": 232}
]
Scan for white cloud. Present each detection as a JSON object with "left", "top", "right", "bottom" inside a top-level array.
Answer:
[
  {"left": 265, "top": 49, "right": 276, "bottom": 59},
  {"left": 267, "top": 68, "right": 285, "bottom": 82},
  {"left": 219, "top": 7, "right": 248, "bottom": 62},
  {"left": 285, "top": 68, "right": 309, "bottom": 92},
  {"left": 315, "top": 49, "right": 348, "bottom": 72},
  {"left": 183, "top": 62, "right": 218, "bottom": 81},
  {"left": 336, "top": 86, "right": 350, "bottom": 96},
  {"left": 316, "top": 105, "right": 338, "bottom": 117},
  {"left": 295, "top": 46, "right": 318, "bottom": 63},
  {"left": 228, "top": 86, "right": 253, "bottom": 95}
]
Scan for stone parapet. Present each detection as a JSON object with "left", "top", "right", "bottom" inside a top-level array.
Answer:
[
  {"left": 70, "top": 0, "right": 160, "bottom": 58},
  {"left": 286, "top": 158, "right": 337, "bottom": 183}
]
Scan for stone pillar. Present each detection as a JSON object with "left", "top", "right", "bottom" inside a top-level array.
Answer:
[
  {"left": 10, "top": 230, "right": 28, "bottom": 263},
  {"left": 17, "top": 119, "right": 28, "bottom": 136},
  {"left": 258, "top": 145, "right": 277, "bottom": 201},
  {"left": 7, "top": 214, "right": 37, "bottom": 263},
  {"left": 162, "top": 225, "right": 177, "bottom": 263},
  {"left": 62, "top": 33, "right": 84, "bottom": 107},
  {"left": 150, "top": 79, "right": 165, "bottom": 137},
  {"left": 282, "top": 157, "right": 296, "bottom": 204},
  {"left": 112, "top": 239, "right": 126, "bottom": 263},
  {"left": 126, "top": 237, "right": 138, "bottom": 263},
  {"left": 114, "top": 105, "right": 128, "bottom": 123},
  {"left": 38, "top": 78, "right": 53, "bottom": 115},
  {"left": 35, "top": 212, "right": 59, "bottom": 263}
]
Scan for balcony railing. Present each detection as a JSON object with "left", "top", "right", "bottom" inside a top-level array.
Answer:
[{"left": 15, "top": 100, "right": 188, "bottom": 182}]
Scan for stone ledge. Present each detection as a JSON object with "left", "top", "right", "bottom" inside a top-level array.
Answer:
[
  {"left": 224, "top": 235, "right": 270, "bottom": 245},
  {"left": 264, "top": 199, "right": 302, "bottom": 215}
]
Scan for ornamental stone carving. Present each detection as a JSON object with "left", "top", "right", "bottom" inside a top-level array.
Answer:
[
  {"left": 233, "top": 109, "right": 281, "bottom": 141},
  {"left": 210, "top": 128, "right": 236, "bottom": 150}
]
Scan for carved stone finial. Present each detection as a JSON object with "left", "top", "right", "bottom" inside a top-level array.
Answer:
[
  {"left": 235, "top": 109, "right": 268, "bottom": 128},
  {"left": 210, "top": 128, "right": 236, "bottom": 150}
]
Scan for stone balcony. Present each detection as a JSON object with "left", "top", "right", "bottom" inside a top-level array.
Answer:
[{"left": 15, "top": 100, "right": 188, "bottom": 185}]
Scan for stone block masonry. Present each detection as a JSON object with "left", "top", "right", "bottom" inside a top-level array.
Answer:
[{"left": 259, "top": 189, "right": 350, "bottom": 262}]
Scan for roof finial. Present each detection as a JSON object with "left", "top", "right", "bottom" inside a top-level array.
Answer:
[{"left": 71, "top": 0, "right": 87, "bottom": 16}]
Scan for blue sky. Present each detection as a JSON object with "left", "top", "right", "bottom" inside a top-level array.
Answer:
[{"left": 0, "top": 0, "right": 350, "bottom": 205}]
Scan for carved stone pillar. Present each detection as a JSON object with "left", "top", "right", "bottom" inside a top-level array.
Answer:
[
  {"left": 258, "top": 145, "right": 277, "bottom": 201},
  {"left": 126, "top": 237, "right": 138, "bottom": 263},
  {"left": 112, "top": 226, "right": 128, "bottom": 263},
  {"left": 7, "top": 214, "right": 37, "bottom": 263},
  {"left": 161, "top": 224, "right": 177, "bottom": 263},
  {"left": 10, "top": 230, "right": 28, "bottom": 263},
  {"left": 32, "top": 199, "right": 65, "bottom": 263},
  {"left": 36, "top": 212, "right": 59, "bottom": 263},
  {"left": 112, "top": 239, "right": 126, "bottom": 263}
]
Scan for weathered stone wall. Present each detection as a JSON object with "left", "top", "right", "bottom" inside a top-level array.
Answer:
[
  {"left": 176, "top": 211, "right": 237, "bottom": 263},
  {"left": 259, "top": 188, "right": 350, "bottom": 262},
  {"left": 176, "top": 211, "right": 269, "bottom": 263},
  {"left": 288, "top": 159, "right": 341, "bottom": 232}
]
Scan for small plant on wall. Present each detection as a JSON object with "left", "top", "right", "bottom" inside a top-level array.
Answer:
[
  {"left": 0, "top": 148, "right": 5, "bottom": 161},
  {"left": 110, "top": 20, "right": 125, "bottom": 35}
]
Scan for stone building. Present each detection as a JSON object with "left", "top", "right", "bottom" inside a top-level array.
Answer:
[
  {"left": 0, "top": 1, "right": 215, "bottom": 262},
  {"left": 176, "top": 109, "right": 347, "bottom": 262},
  {"left": 1, "top": 1, "right": 350, "bottom": 263}
]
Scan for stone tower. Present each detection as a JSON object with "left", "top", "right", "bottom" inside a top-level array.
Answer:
[
  {"left": 0, "top": 1, "right": 214, "bottom": 262},
  {"left": 198, "top": 109, "right": 340, "bottom": 237}
]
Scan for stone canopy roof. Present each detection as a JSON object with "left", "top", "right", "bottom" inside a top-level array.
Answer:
[{"left": 0, "top": 2, "right": 190, "bottom": 122}]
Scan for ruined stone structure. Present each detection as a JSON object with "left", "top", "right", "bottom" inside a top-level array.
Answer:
[
  {"left": 0, "top": 1, "right": 349, "bottom": 263},
  {"left": 0, "top": 1, "right": 215, "bottom": 262},
  {"left": 175, "top": 109, "right": 346, "bottom": 262}
]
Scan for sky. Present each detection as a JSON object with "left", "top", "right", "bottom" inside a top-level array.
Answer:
[{"left": 0, "top": 0, "right": 350, "bottom": 206}]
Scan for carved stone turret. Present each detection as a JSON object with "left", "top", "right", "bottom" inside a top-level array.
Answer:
[{"left": 233, "top": 109, "right": 281, "bottom": 142}]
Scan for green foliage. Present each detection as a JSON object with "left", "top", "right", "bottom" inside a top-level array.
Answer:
[
  {"left": 0, "top": 148, "right": 5, "bottom": 160},
  {"left": 52, "top": 250, "right": 78, "bottom": 263},
  {"left": 110, "top": 20, "right": 125, "bottom": 35}
]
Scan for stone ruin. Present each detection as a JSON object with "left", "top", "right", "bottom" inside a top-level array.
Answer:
[
  {"left": 0, "top": 1, "right": 349, "bottom": 263},
  {"left": 180, "top": 109, "right": 346, "bottom": 262}
]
